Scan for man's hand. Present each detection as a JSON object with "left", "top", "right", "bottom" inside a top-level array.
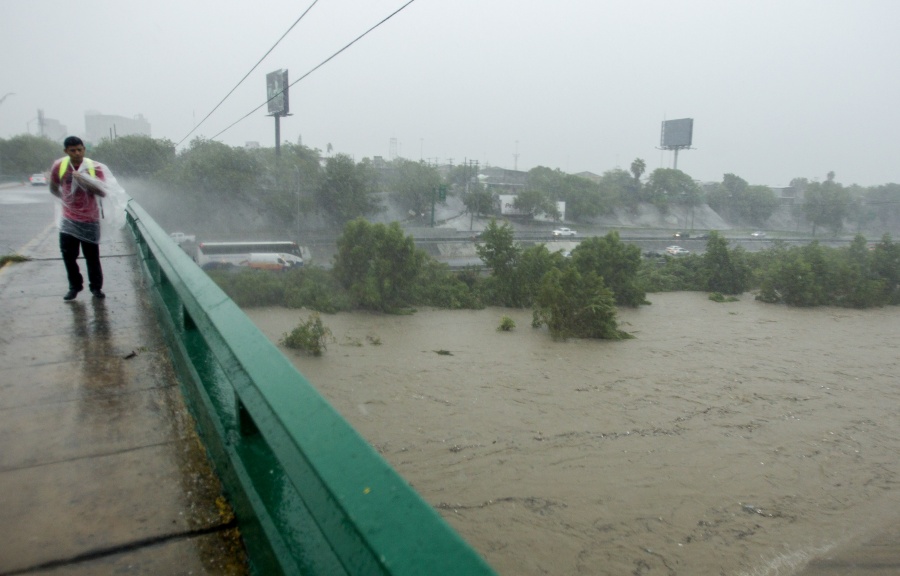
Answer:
[{"left": 73, "top": 171, "right": 106, "bottom": 197}]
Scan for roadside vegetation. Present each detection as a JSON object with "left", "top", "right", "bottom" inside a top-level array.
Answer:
[
  {"left": 5, "top": 134, "right": 898, "bottom": 240},
  {"left": 639, "top": 232, "right": 900, "bottom": 308}
]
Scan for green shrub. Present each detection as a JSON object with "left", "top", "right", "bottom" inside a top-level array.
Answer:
[
  {"left": 283, "top": 267, "right": 352, "bottom": 313},
  {"left": 533, "top": 267, "right": 631, "bottom": 340},
  {"left": 280, "top": 313, "right": 332, "bottom": 356},
  {"left": 333, "top": 219, "right": 425, "bottom": 312},
  {"left": 208, "top": 268, "right": 284, "bottom": 307},
  {"left": 498, "top": 316, "right": 516, "bottom": 331},
  {"left": 570, "top": 232, "right": 647, "bottom": 306},
  {"left": 411, "top": 260, "right": 483, "bottom": 309},
  {"left": 638, "top": 254, "right": 704, "bottom": 293},
  {"left": 702, "top": 231, "right": 752, "bottom": 294},
  {"left": 708, "top": 292, "right": 739, "bottom": 302}
]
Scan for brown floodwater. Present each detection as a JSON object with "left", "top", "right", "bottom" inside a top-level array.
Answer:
[{"left": 244, "top": 292, "right": 900, "bottom": 576}]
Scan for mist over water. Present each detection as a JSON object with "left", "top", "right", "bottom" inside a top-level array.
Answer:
[{"left": 245, "top": 293, "right": 900, "bottom": 575}]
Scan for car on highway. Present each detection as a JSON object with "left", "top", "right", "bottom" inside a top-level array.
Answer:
[
  {"left": 29, "top": 173, "right": 47, "bottom": 186},
  {"left": 672, "top": 231, "right": 690, "bottom": 239},
  {"left": 750, "top": 231, "right": 766, "bottom": 238},
  {"left": 666, "top": 245, "right": 690, "bottom": 255},
  {"left": 552, "top": 227, "right": 577, "bottom": 237}
]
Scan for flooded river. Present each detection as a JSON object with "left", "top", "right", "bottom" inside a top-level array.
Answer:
[{"left": 244, "top": 292, "right": 900, "bottom": 575}]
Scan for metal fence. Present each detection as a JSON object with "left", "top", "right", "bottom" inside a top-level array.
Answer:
[{"left": 125, "top": 200, "right": 495, "bottom": 575}]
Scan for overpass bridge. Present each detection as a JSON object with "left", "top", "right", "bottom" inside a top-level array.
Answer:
[
  {"left": 1, "top": 188, "right": 897, "bottom": 575},
  {"left": 0, "top": 197, "right": 494, "bottom": 575}
]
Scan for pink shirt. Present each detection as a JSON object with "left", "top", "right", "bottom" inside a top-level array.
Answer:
[{"left": 50, "top": 158, "right": 106, "bottom": 222}]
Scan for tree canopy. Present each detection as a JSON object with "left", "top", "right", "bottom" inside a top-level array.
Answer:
[
  {"left": 387, "top": 159, "right": 442, "bottom": 216},
  {"left": 0, "top": 134, "right": 60, "bottom": 179},
  {"left": 92, "top": 135, "right": 175, "bottom": 178},
  {"left": 332, "top": 218, "right": 424, "bottom": 311},
  {"left": 317, "top": 154, "right": 382, "bottom": 226},
  {"left": 803, "top": 175, "right": 853, "bottom": 236},
  {"left": 643, "top": 168, "right": 702, "bottom": 211}
]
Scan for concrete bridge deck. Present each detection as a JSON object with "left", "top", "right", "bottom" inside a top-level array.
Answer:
[{"left": 0, "top": 225, "right": 247, "bottom": 575}]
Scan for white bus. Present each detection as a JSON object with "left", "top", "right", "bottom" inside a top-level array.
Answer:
[{"left": 195, "top": 241, "right": 303, "bottom": 270}]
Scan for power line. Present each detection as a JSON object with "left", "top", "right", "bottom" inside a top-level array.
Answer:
[
  {"left": 176, "top": 0, "right": 320, "bottom": 147},
  {"left": 208, "top": 0, "right": 417, "bottom": 142}
]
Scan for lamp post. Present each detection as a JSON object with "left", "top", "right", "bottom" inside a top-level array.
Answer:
[{"left": 295, "top": 165, "right": 302, "bottom": 240}]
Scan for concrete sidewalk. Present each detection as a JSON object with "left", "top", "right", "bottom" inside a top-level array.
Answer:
[{"left": 0, "top": 226, "right": 247, "bottom": 575}]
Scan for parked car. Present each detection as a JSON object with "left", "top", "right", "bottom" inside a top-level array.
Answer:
[
  {"left": 750, "top": 231, "right": 766, "bottom": 238},
  {"left": 29, "top": 173, "right": 47, "bottom": 186},
  {"left": 552, "top": 227, "right": 577, "bottom": 237},
  {"left": 666, "top": 245, "right": 690, "bottom": 255}
]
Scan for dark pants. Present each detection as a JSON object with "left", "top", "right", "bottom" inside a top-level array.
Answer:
[{"left": 60, "top": 232, "right": 103, "bottom": 292}]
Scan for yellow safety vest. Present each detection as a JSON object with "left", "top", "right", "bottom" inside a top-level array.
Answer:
[{"left": 58, "top": 157, "right": 96, "bottom": 180}]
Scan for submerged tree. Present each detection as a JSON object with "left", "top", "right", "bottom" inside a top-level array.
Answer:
[
  {"left": 569, "top": 231, "right": 646, "bottom": 306},
  {"left": 332, "top": 218, "right": 424, "bottom": 312},
  {"left": 701, "top": 231, "right": 751, "bottom": 295},
  {"left": 475, "top": 218, "right": 524, "bottom": 306},
  {"left": 532, "top": 267, "right": 629, "bottom": 340}
]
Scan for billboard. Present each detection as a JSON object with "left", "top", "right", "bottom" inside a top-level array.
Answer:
[
  {"left": 266, "top": 69, "right": 290, "bottom": 115},
  {"left": 660, "top": 118, "right": 693, "bottom": 148}
]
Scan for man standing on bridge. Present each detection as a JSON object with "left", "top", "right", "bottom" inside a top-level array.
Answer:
[{"left": 49, "top": 136, "right": 108, "bottom": 301}]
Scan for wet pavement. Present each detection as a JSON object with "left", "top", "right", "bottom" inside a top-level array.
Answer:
[{"left": 0, "top": 223, "right": 247, "bottom": 575}]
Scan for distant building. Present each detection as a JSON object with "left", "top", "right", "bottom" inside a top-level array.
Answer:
[
  {"left": 498, "top": 193, "right": 566, "bottom": 222},
  {"left": 41, "top": 117, "right": 68, "bottom": 143},
  {"left": 245, "top": 141, "right": 260, "bottom": 150},
  {"left": 479, "top": 166, "right": 527, "bottom": 193},
  {"left": 84, "top": 111, "right": 151, "bottom": 144},
  {"left": 574, "top": 171, "right": 603, "bottom": 183},
  {"left": 772, "top": 186, "right": 800, "bottom": 202}
]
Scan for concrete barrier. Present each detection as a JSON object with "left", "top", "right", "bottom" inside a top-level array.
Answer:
[{"left": 124, "top": 200, "right": 495, "bottom": 575}]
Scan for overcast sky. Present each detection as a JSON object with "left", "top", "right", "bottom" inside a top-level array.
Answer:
[{"left": 2, "top": 0, "right": 898, "bottom": 186}]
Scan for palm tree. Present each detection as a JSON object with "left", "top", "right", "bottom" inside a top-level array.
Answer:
[{"left": 630, "top": 158, "right": 646, "bottom": 181}]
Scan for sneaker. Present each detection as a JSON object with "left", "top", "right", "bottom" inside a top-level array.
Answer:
[
  {"left": 63, "top": 288, "right": 81, "bottom": 301},
  {"left": 91, "top": 289, "right": 106, "bottom": 299}
]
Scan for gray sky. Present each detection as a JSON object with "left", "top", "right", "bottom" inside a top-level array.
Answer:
[{"left": 2, "top": 0, "right": 899, "bottom": 186}]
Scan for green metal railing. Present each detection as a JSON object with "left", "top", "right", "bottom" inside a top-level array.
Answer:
[{"left": 125, "top": 200, "right": 495, "bottom": 575}]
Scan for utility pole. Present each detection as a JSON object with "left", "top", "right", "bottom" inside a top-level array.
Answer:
[{"left": 513, "top": 140, "right": 519, "bottom": 171}]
